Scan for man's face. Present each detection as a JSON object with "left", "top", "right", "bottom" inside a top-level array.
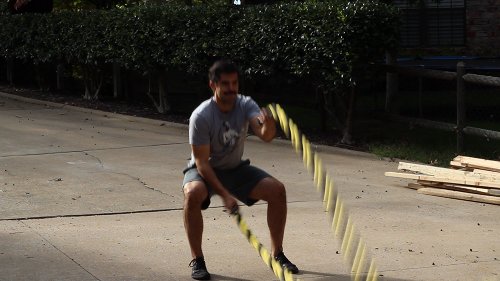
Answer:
[{"left": 211, "top": 72, "right": 239, "bottom": 106}]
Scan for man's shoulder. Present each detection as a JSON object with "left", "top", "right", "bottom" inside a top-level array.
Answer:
[
  {"left": 236, "top": 94, "right": 258, "bottom": 108},
  {"left": 191, "top": 98, "right": 214, "bottom": 118},
  {"left": 238, "top": 94, "right": 253, "bottom": 103},
  {"left": 237, "top": 94, "right": 260, "bottom": 114}
]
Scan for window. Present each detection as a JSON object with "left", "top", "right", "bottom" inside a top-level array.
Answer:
[{"left": 394, "top": 0, "right": 465, "bottom": 47}]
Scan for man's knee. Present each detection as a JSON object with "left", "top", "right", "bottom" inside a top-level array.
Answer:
[
  {"left": 254, "top": 177, "right": 286, "bottom": 202},
  {"left": 183, "top": 181, "right": 208, "bottom": 207},
  {"left": 272, "top": 179, "right": 286, "bottom": 201}
]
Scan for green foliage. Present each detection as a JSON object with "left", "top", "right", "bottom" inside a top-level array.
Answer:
[
  {"left": 53, "top": 0, "right": 142, "bottom": 10},
  {"left": 52, "top": 0, "right": 231, "bottom": 10},
  {"left": 0, "top": 1, "right": 7, "bottom": 14},
  {"left": 0, "top": 1, "right": 399, "bottom": 87}
]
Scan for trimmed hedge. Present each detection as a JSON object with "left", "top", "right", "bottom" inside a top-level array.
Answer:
[{"left": 0, "top": 2, "right": 399, "bottom": 88}]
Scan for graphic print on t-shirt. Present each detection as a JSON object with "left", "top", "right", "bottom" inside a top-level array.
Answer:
[{"left": 220, "top": 121, "right": 240, "bottom": 153}]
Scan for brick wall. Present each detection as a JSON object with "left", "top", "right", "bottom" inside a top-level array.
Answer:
[{"left": 466, "top": 0, "right": 500, "bottom": 53}]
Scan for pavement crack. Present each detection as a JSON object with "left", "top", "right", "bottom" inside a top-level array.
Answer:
[
  {"left": 2, "top": 208, "right": 183, "bottom": 221},
  {"left": 68, "top": 150, "right": 166, "bottom": 195},
  {"left": 19, "top": 221, "right": 103, "bottom": 281},
  {"left": 110, "top": 171, "right": 167, "bottom": 195},
  {"left": 0, "top": 142, "right": 188, "bottom": 158}
]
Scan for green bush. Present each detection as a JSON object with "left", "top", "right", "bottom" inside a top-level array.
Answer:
[{"left": 0, "top": 1, "right": 398, "bottom": 83}]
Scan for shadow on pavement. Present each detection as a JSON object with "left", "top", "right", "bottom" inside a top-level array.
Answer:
[
  {"left": 210, "top": 274, "right": 255, "bottom": 281},
  {"left": 298, "top": 270, "right": 411, "bottom": 281}
]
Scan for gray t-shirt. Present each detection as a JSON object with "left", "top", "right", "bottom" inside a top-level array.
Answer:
[{"left": 187, "top": 94, "right": 261, "bottom": 170}]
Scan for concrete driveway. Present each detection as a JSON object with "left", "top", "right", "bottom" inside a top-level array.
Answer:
[{"left": 0, "top": 92, "right": 498, "bottom": 281}]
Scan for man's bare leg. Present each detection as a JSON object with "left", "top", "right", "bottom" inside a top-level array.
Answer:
[
  {"left": 183, "top": 181, "right": 208, "bottom": 259},
  {"left": 183, "top": 181, "right": 212, "bottom": 280},
  {"left": 249, "top": 177, "right": 299, "bottom": 273},
  {"left": 249, "top": 177, "right": 287, "bottom": 256}
]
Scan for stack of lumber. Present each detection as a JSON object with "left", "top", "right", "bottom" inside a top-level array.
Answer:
[{"left": 385, "top": 155, "right": 500, "bottom": 205}]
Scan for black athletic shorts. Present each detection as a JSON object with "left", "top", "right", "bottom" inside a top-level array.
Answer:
[{"left": 182, "top": 160, "right": 271, "bottom": 210}]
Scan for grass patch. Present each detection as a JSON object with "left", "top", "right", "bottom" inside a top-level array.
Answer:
[
  {"left": 360, "top": 121, "right": 500, "bottom": 166},
  {"left": 275, "top": 103, "right": 500, "bottom": 166},
  {"left": 357, "top": 121, "right": 456, "bottom": 166},
  {"left": 368, "top": 143, "right": 454, "bottom": 165}
]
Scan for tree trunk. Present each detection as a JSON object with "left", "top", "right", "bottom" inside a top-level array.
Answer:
[
  {"left": 35, "top": 63, "right": 51, "bottom": 91},
  {"left": 83, "top": 81, "right": 92, "bottom": 100},
  {"left": 56, "top": 63, "right": 65, "bottom": 91},
  {"left": 82, "top": 65, "right": 103, "bottom": 100},
  {"left": 113, "top": 63, "right": 122, "bottom": 99},
  {"left": 146, "top": 70, "right": 170, "bottom": 114},
  {"left": 6, "top": 59, "right": 13, "bottom": 86},
  {"left": 157, "top": 70, "right": 170, "bottom": 113},
  {"left": 323, "top": 90, "right": 345, "bottom": 133},
  {"left": 341, "top": 84, "right": 357, "bottom": 145},
  {"left": 317, "top": 87, "right": 327, "bottom": 132},
  {"left": 123, "top": 69, "right": 129, "bottom": 101},
  {"left": 83, "top": 66, "right": 91, "bottom": 100},
  {"left": 92, "top": 73, "right": 103, "bottom": 100},
  {"left": 332, "top": 91, "right": 348, "bottom": 122},
  {"left": 385, "top": 50, "right": 398, "bottom": 113}
]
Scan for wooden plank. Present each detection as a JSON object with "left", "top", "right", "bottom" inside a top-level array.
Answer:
[
  {"left": 453, "top": 162, "right": 500, "bottom": 173},
  {"left": 490, "top": 189, "right": 500, "bottom": 196},
  {"left": 453, "top": 156, "right": 500, "bottom": 172},
  {"left": 463, "top": 126, "right": 500, "bottom": 141},
  {"left": 472, "top": 169, "right": 500, "bottom": 179},
  {"left": 385, "top": 172, "right": 500, "bottom": 189},
  {"left": 449, "top": 160, "right": 466, "bottom": 168},
  {"left": 416, "top": 180, "right": 444, "bottom": 186},
  {"left": 385, "top": 172, "right": 420, "bottom": 180},
  {"left": 416, "top": 181, "right": 499, "bottom": 196},
  {"left": 418, "top": 187, "right": 500, "bottom": 205},
  {"left": 407, "top": 183, "right": 423, "bottom": 190},
  {"left": 398, "top": 162, "right": 467, "bottom": 176},
  {"left": 463, "top": 73, "right": 500, "bottom": 87},
  {"left": 464, "top": 164, "right": 500, "bottom": 173},
  {"left": 410, "top": 165, "right": 500, "bottom": 182}
]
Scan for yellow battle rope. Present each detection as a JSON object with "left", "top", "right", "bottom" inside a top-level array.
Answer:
[
  {"left": 231, "top": 103, "right": 378, "bottom": 281},
  {"left": 232, "top": 211, "right": 297, "bottom": 281},
  {"left": 269, "top": 103, "right": 378, "bottom": 281}
]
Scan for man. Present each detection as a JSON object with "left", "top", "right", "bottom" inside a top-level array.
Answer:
[{"left": 182, "top": 59, "right": 299, "bottom": 280}]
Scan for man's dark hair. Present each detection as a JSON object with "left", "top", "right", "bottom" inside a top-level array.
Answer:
[{"left": 208, "top": 59, "right": 240, "bottom": 83}]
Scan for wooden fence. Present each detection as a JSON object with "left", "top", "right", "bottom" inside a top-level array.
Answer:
[{"left": 383, "top": 56, "right": 500, "bottom": 153}]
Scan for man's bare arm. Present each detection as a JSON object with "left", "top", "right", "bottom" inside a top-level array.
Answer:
[{"left": 192, "top": 144, "right": 238, "bottom": 212}]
